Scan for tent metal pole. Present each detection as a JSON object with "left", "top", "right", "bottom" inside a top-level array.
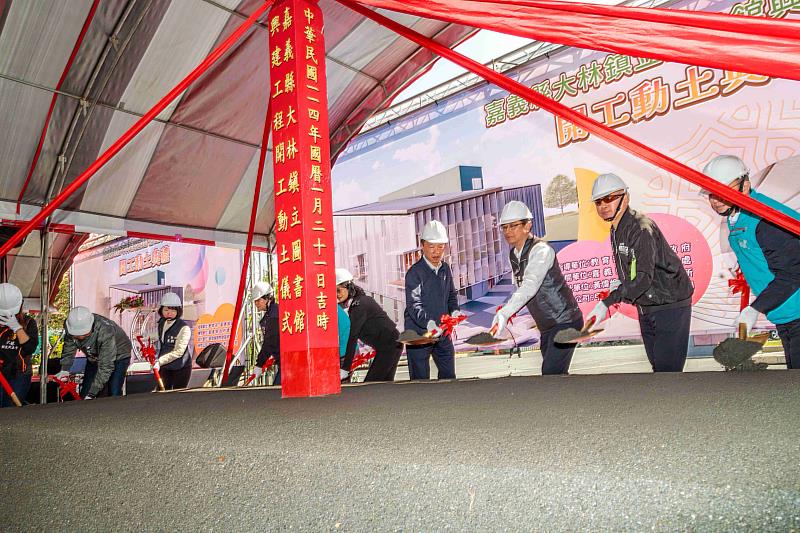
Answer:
[
  {"left": 221, "top": 96, "right": 273, "bottom": 385},
  {"left": 0, "top": 0, "right": 273, "bottom": 260},
  {"left": 39, "top": 227, "right": 50, "bottom": 405}
]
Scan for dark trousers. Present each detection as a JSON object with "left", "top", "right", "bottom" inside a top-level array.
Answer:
[
  {"left": 0, "top": 372, "right": 28, "bottom": 407},
  {"left": 82, "top": 357, "right": 130, "bottom": 397},
  {"left": 776, "top": 317, "right": 800, "bottom": 369},
  {"left": 406, "top": 336, "right": 455, "bottom": 380},
  {"left": 364, "top": 343, "right": 402, "bottom": 382},
  {"left": 161, "top": 364, "right": 192, "bottom": 390},
  {"left": 539, "top": 319, "right": 583, "bottom": 375},
  {"left": 639, "top": 305, "right": 691, "bottom": 372}
]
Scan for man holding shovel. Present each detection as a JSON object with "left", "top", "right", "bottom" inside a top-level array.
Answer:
[
  {"left": 586, "top": 174, "right": 694, "bottom": 372},
  {"left": 701, "top": 155, "right": 800, "bottom": 369},
  {"left": 491, "top": 201, "right": 583, "bottom": 375},
  {"left": 404, "top": 220, "right": 463, "bottom": 380},
  {"left": 56, "top": 307, "right": 132, "bottom": 399}
]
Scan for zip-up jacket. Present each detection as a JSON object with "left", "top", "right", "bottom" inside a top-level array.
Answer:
[
  {"left": 404, "top": 258, "right": 459, "bottom": 334},
  {"left": 341, "top": 288, "right": 399, "bottom": 372},
  {"left": 728, "top": 190, "right": 800, "bottom": 325},
  {"left": 257, "top": 300, "right": 280, "bottom": 367},
  {"left": 0, "top": 317, "right": 38, "bottom": 379},
  {"left": 603, "top": 208, "right": 693, "bottom": 314},
  {"left": 501, "top": 237, "right": 582, "bottom": 332},
  {"left": 60, "top": 314, "right": 133, "bottom": 396}
]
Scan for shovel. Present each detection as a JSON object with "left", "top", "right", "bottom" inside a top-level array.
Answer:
[
  {"left": 713, "top": 323, "right": 768, "bottom": 370},
  {"left": 464, "top": 323, "right": 505, "bottom": 346},
  {"left": 399, "top": 330, "right": 436, "bottom": 346},
  {"left": 553, "top": 317, "right": 603, "bottom": 344}
]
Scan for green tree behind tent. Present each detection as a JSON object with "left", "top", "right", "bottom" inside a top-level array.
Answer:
[{"left": 544, "top": 174, "right": 578, "bottom": 215}]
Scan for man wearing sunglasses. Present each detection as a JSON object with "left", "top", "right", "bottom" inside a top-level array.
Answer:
[
  {"left": 492, "top": 201, "right": 583, "bottom": 375},
  {"left": 701, "top": 155, "right": 800, "bottom": 370},
  {"left": 586, "top": 173, "right": 693, "bottom": 372}
]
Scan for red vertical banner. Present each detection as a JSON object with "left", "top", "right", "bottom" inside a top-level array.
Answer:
[{"left": 269, "top": 0, "right": 340, "bottom": 397}]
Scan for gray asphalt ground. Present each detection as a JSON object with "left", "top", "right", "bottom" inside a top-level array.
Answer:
[{"left": 2, "top": 368, "right": 799, "bottom": 532}]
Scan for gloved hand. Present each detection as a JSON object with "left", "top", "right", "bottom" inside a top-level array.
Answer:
[
  {"left": 84, "top": 394, "right": 96, "bottom": 401},
  {"left": 339, "top": 368, "right": 350, "bottom": 381},
  {"left": 426, "top": 320, "right": 443, "bottom": 338},
  {"left": 55, "top": 370, "right": 70, "bottom": 380},
  {"left": 0, "top": 313, "right": 21, "bottom": 332},
  {"left": 736, "top": 305, "right": 760, "bottom": 335},
  {"left": 586, "top": 301, "right": 609, "bottom": 326},
  {"left": 609, "top": 279, "right": 622, "bottom": 291},
  {"left": 451, "top": 310, "right": 465, "bottom": 319},
  {"left": 491, "top": 312, "right": 508, "bottom": 336},
  {"left": 252, "top": 365, "right": 264, "bottom": 379},
  {"left": 151, "top": 360, "right": 160, "bottom": 371}
]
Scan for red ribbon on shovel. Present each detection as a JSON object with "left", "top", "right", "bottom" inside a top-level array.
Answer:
[{"left": 136, "top": 336, "right": 165, "bottom": 391}]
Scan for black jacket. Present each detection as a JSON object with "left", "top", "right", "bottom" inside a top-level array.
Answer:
[
  {"left": 603, "top": 208, "right": 693, "bottom": 314},
  {"left": 257, "top": 300, "right": 280, "bottom": 366},
  {"left": 404, "top": 259, "right": 459, "bottom": 334},
  {"left": 0, "top": 317, "right": 38, "bottom": 379},
  {"left": 341, "top": 289, "right": 399, "bottom": 371}
]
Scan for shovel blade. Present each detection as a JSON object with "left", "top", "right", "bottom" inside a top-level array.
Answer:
[{"left": 713, "top": 338, "right": 764, "bottom": 368}]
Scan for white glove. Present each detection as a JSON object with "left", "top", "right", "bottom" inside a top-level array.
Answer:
[
  {"left": 339, "top": 368, "right": 350, "bottom": 380},
  {"left": 736, "top": 305, "right": 760, "bottom": 335},
  {"left": 609, "top": 279, "right": 622, "bottom": 291},
  {"left": 151, "top": 360, "right": 160, "bottom": 371},
  {"left": 252, "top": 365, "right": 264, "bottom": 378},
  {"left": 55, "top": 370, "right": 70, "bottom": 380},
  {"left": 491, "top": 312, "right": 508, "bottom": 336},
  {"left": 426, "top": 320, "right": 443, "bottom": 338},
  {"left": 0, "top": 313, "right": 21, "bottom": 332},
  {"left": 451, "top": 310, "right": 465, "bottom": 319},
  {"left": 586, "top": 301, "right": 609, "bottom": 326}
]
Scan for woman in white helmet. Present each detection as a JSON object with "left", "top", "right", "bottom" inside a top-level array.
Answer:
[
  {"left": 0, "top": 283, "right": 38, "bottom": 407},
  {"left": 586, "top": 173, "right": 694, "bottom": 372},
  {"left": 701, "top": 154, "right": 800, "bottom": 369},
  {"left": 154, "top": 292, "right": 192, "bottom": 389},
  {"left": 336, "top": 268, "right": 400, "bottom": 382}
]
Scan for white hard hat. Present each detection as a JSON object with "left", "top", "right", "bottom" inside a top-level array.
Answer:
[
  {"left": 252, "top": 281, "right": 273, "bottom": 300},
  {"left": 701, "top": 155, "right": 749, "bottom": 195},
  {"left": 66, "top": 306, "right": 94, "bottom": 336},
  {"left": 335, "top": 268, "right": 354, "bottom": 286},
  {"left": 0, "top": 283, "right": 23, "bottom": 315},
  {"left": 499, "top": 201, "right": 533, "bottom": 225},
  {"left": 420, "top": 220, "right": 449, "bottom": 244},
  {"left": 591, "top": 173, "right": 628, "bottom": 201},
  {"left": 159, "top": 292, "right": 182, "bottom": 308}
]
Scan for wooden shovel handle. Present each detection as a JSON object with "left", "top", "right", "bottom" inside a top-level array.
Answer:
[{"left": 738, "top": 323, "right": 747, "bottom": 340}]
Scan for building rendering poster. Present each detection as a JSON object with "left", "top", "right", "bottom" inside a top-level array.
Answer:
[{"left": 331, "top": 0, "right": 800, "bottom": 339}]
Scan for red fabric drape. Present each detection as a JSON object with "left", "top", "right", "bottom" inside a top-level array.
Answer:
[
  {"left": 351, "top": 0, "right": 800, "bottom": 81},
  {"left": 339, "top": 0, "right": 800, "bottom": 237}
]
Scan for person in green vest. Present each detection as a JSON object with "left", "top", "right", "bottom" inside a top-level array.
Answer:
[{"left": 701, "top": 155, "right": 800, "bottom": 369}]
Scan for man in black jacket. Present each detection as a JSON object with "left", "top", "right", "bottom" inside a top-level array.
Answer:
[
  {"left": 404, "top": 220, "right": 464, "bottom": 380},
  {"left": 336, "top": 268, "right": 401, "bottom": 382},
  {"left": 586, "top": 173, "right": 694, "bottom": 372}
]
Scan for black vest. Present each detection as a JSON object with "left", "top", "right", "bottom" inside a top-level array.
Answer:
[
  {"left": 510, "top": 238, "right": 582, "bottom": 332},
  {"left": 158, "top": 318, "right": 192, "bottom": 370}
]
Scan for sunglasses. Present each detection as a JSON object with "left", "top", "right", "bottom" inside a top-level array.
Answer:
[
  {"left": 594, "top": 193, "right": 625, "bottom": 206},
  {"left": 499, "top": 221, "right": 525, "bottom": 232}
]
